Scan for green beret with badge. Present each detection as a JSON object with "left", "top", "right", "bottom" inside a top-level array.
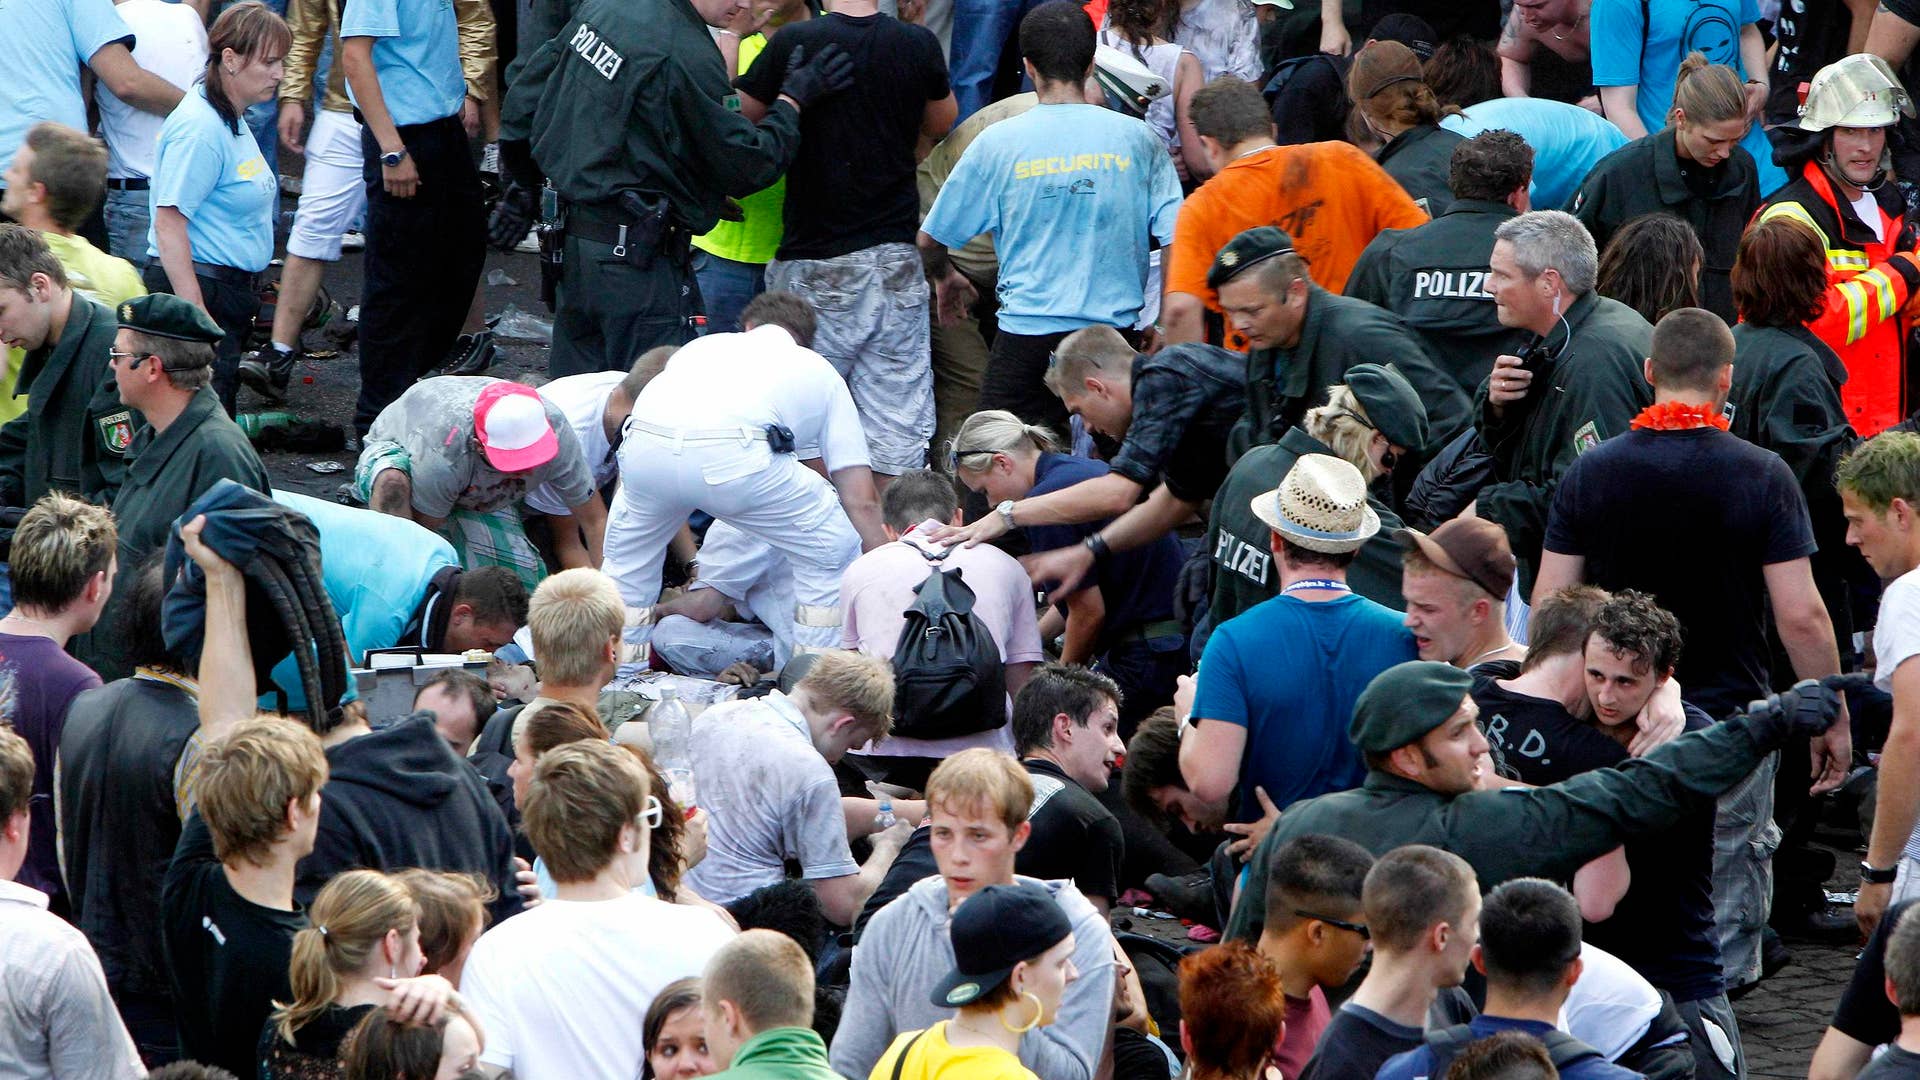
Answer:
[
  {"left": 1207, "top": 226, "right": 1297, "bottom": 290},
  {"left": 1344, "top": 363, "right": 1431, "bottom": 455},
  {"left": 117, "top": 294, "right": 225, "bottom": 345},
  {"left": 1349, "top": 660, "right": 1475, "bottom": 754}
]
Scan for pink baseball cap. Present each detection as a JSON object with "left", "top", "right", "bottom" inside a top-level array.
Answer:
[{"left": 473, "top": 381, "right": 558, "bottom": 472}]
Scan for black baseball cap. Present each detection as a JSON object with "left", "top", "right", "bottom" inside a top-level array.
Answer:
[{"left": 931, "top": 883, "right": 1074, "bottom": 1008}]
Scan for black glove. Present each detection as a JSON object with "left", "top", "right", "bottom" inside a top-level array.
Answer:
[
  {"left": 488, "top": 182, "right": 538, "bottom": 252},
  {"left": 1743, "top": 678, "right": 1843, "bottom": 743},
  {"left": 778, "top": 43, "right": 856, "bottom": 110}
]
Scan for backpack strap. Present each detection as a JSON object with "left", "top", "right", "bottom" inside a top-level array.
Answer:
[
  {"left": 1421, "top": 1024, "right": 1480, "bottom": 1078},
  {"left": 1538, "top": 1030, "right": 1604, "bottom": 1071},
  {"left": 891, "top": 1029, "right": 930, "bottom": 1080}
]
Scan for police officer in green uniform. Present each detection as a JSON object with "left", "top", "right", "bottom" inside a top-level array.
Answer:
[
  {"left": 1204, "top": 364, "right": 1426, "bottom": 646},
  {"left": 1225, "top": 660, "right": 1846, "bottom": 942},
  {"left": 0, "top": 226, "right": 134, "bottom": 510},
  {"left": 1215, "top": 227, "right": 1471, "bottom": 463},
  {"left": 490, "top": 0, "right": 855, "bottom": 377},
  {"left": 1345, "top": 131, "right": 1535, "bottom": 397},
  {"left": 75, "top": 293, "right": 271, "bottom": 679}
]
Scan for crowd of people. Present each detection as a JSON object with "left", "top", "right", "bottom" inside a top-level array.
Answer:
[{"left": 11, "top": 0, "right": 1920, "bottom": 1076}]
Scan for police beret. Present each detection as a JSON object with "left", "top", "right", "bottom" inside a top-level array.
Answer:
[
  {"left": 1207, "top": 226, "right": 1297, "bottom": 290},
  {"left": 117, "top": 294, "right": 224, "bottom": 344},
  {"left": 1345, "top": 363, "right": 1430, "bottom": 455},
  {"left": 1350, "top": 661, "right": 1476, "bottom": 754}
]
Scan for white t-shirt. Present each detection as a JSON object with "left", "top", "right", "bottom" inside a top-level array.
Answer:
[
  {"left": 1876, "top": 569, "right": 1920, "bottom": 859},
  {"left": 95, "top": 0, "right": 206, "bottom": 180},
  {"left": 460, "top": 892, "right": 733, "bottom": 1080},
  {"left": 631, "top": 325, "right": 871, "bottom": 474},
  {"left": 683, "top": 692, "right": 859, "bottom": 903},
  {"left": 1559, "top": 942, "right": 1663, "bottom": 1061},
  {"left": 527, "top": 370, "right": 624, "bottom": 516},
  {"left": 1853, "top": 190, "right": 1887, "bottom": 243}
]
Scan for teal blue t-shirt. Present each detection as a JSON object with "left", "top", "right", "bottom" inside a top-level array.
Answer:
[
  {"left": 922, "top": 102, "right": 1182, "bottom": 336},
  {"left": 0, "top": 0, "right": 133, "bottom": 172},
  {"left": 341, "top": 0, "right": 464, "bottom": 127},
  {"left": 147, "top": 86, "right": 278, "bottom": 271},
  {"left": 1191, "top": 592, "right": 1416, "bottom": 822},
  {"left": 1442, "top": 98, "right": 1630, "bottom": 210}
]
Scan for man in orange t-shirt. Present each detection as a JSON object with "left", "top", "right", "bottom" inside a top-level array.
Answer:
[{"left": 1162, "top": 77, "right": 1426, "bottom": 349}]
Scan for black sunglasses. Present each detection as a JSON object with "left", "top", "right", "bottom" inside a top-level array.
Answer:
[{"left": 1295, "top": 909, "right": 1370, "bottom": 939}]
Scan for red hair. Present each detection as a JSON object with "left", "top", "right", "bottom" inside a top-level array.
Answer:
[{"left": 1179, "top": 942, "right": 1288, "bottom": 1080}]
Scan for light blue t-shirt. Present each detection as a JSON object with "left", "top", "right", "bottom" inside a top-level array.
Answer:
[
  {"left": 0, "top": 0, "right": 133, "bottom": 172},
  {"left": 922, "top": 102, "right": 1183, "bottom": 336},
  {"left": 147, "top": 86, "right": 277, "bottom": 271},
  {"left": 1190, "top": 592, "right": 1417, "bottom": 823},
  {"left": 340, "top": 0, "right": 464, "bottom": 128},
  {"left": 1441, "top": 98, "right": 1631, "bottom": 210},
  {"left": 1590, "top": 0, "right": 1787, "bottom": 195}
]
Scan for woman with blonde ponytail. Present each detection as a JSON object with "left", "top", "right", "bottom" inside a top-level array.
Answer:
[
  {"left": 948, "top": 410, "right": 1188, "bottom": 731},
  {"left": 261, "top": 870, "right": 465, "bottom": 1080},
  {"left": 1567, "top": 51, "right": 1760, "bottom": 320}
]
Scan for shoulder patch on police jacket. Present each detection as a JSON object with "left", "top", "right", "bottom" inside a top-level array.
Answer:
[
  {"left": 98, "top": 411, "right": 134, "bottom": 455},
  {"left": 568, "top": 22, "right": 625, "bottom": 81},
  {"left": 1572, "top": 420, "right": 1600, "bottom": 456}
]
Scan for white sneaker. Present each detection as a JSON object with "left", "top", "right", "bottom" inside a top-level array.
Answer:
[
  {"left": 340, "top": 230, "right": 366, "bottom": 252},
  {"left": 515, "top": 229, "right": 540, "bottom": 254}
]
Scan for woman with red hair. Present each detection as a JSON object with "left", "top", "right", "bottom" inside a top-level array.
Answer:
[{"left": 1178, "top": 941, "right": 1289, "bottom": 1080}]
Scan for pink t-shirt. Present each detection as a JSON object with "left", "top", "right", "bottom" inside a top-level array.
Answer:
[
  {"left": 839, "top": 522, "right": 1046, "bottom": 759},
  {"left": 1274, "top": 987, "right": 1331, "bottom": 1080}
]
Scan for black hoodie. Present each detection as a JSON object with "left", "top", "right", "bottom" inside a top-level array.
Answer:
[{"left": 297, "top": 712, "right": 523, "bottom": 925}]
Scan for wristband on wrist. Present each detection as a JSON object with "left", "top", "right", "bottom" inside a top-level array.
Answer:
[
  {"left": 1083, "top": 533, "right": 1111, "bottom": 560},
  {"left": 1862, "top": 861, "right": 1900, "bottom": 885}
]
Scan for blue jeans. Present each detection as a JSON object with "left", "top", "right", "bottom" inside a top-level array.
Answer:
[
  {"left": 692, "top": 250, "right": 766, "bottom": 335},
  {"left": 103, "top": 187, "right": 152, "bottom": 271},
  {"left": 949, "top": 0, "right": 1047, "bottom": 119}
]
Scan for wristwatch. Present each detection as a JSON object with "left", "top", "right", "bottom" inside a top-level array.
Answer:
[
  {"left": 996, "top": 499, "right": 1016, "bottom": 530},
  {"left": 380, "top": 147, "right": 409, "bottom": 169},
  {"left": 1862, "top": 861, "right": 1900, "bottom": 885}
]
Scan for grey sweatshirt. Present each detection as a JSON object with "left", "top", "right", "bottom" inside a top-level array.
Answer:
[{"left": 828, "top": 874, "right": 1117, "bottom": 1080}]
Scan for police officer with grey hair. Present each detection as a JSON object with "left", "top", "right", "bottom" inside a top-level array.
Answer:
[{"left": 491, "top": 0, "right": 856, "bottom": 378}]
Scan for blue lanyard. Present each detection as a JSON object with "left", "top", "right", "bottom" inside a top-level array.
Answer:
[{"left": 1282, "top": 578, "right": 1351, "bottom": 595}]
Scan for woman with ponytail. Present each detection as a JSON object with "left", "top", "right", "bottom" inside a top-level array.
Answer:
[
  {"left": 948, "top": 410, "right": 1187, "bottom": 733},
  {"left": 261, "top": 870, "right": 463, "bottom": 1080},
  {"left": 1568, "top": 52, "right": 1759, "bottom": 321},
  {"left": 1347, "top": 40, "right": 1468, "bottom": 215}
]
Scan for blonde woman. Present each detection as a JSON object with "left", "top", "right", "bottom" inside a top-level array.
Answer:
[
  {"left": 949, "top": 410, "right": 1187, "bottom": 730},
  {"left": 261, "top": 869, "right": 468, "bottom": 1080}
]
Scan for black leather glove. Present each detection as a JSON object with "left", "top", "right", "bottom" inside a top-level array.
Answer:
[
  {"left": 488, "top": 182, "right": 538, "bottom": 252},
  {"left": 1743, "top": 678, "right": 1843, "bottom": 743},
  {"left": 778, "top": 43, "right": 856, "bottom": 110}
]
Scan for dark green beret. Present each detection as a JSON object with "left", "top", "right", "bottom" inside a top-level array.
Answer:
[
  {"left": 116, "top": 294, "right": 224, "bottom": 344},
  {"left": 1207, "top": 226, "right": 1297, "bottom": 291},
  {"left": 1346, "top": 363, "right": 1431, "bottom": 455},
  {"left": 1350, "top": 661, "right": 1476, "bottom": 754}
]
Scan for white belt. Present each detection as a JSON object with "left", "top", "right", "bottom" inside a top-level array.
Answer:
[{"left": 628, "top": 418, "right": 769, "bottom": 444}]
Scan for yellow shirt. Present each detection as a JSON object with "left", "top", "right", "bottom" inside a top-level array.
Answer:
[
  {"left": 0, "top": 233, "right": 145, "bottom": 424},
  {"left": 692, "top": 32, "right": 786, "bottom": 266},
  {"left": 867, "top": 1023, "right": 1039, "bottom": 1080}
]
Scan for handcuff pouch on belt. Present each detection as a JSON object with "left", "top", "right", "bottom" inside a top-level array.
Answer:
[{"left": 537, "top": 185, "right": 564, "bottom": 311}]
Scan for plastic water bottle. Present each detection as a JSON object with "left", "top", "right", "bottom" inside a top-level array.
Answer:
[{"left": 650, "top": 687, "right": 696, "bottom": 809}]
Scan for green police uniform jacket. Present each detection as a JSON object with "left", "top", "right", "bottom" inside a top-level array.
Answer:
[
  {"left": 500, "top": 0, "right": 800, "bottom": 229},
  {"left": 1567, "top": 128, "right": 1760, "bottom": 322},
  {"left": 1225, "top": 705, "right": 1784, "bottom": 942},
  {"left": 0, "top": 295, "right": 137, "bottom": 508},
  {"left": 1206, "top": 427, "right": 1407, "bottom": 634},
  {"left": 1472, "top": 291, "right": 1652, "bottom": 597},
  {"left": 1231, "top": 286, "right": 1471, "bottom": 463},
  {"left": 1345, "top": 199, "right": 1532, "bottom": 398},
  {"left": 78, "top": 387, "right": 270, "bottom": 679},
  {"left": 1375, "top": 123, "right": 1463, "bottom": 218}
]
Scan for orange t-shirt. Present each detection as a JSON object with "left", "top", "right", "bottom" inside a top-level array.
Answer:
[{"left": 1166, "top": 141, "right": 1427, "bottom": 347}]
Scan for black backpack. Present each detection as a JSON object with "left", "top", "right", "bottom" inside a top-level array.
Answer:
[
  {"left": 889, "top": 552, "right": 1007, "bottom": 740},
  {"left": 1420, "top": 1024, "right": 1605, "bottom": 1080}
]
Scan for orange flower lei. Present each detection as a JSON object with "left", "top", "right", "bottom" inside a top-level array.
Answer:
[{"left": 1629, "top": 401, "right": 1730, "bottom": 431}]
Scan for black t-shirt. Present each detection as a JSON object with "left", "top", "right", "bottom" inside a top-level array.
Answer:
[
  {"left": 853, "top": 824, "right": 937, "bottom": 943},
  {"left": 1299, "top": 1003, "right": 1424, "bottom": 1080},
  {"left": 1017, "top": 759, "right": 1125, "bottom": 904},
  {"left": 1768, "top": 0, "right": 1855, "bottom": 128},
  {"left": 1544, "top": 427, "right": 1817, "bottom": 721},
  {"left": 736, "top": 14, "right": 949, "bottom": 260},
  {"left": 1472, "top": 675, "right": 1625, "bottom": 784},
  {"left": 161, "top": 814, "right": 306, "bottom": 1078},
  {"left": 1834, "top": 900, "right": 1916, "bottom": 1045}
]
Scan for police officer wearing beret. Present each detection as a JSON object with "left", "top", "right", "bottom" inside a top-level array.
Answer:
[
  {"left": 1225, "top": 660, "right": 1847, "bottom": 942},
  {"left": 1215, "top": 226, "right": 1471, "bottom": 463},
  {"left": 0, "top": 225, "right": 134, "bottom": 512},
  {"left": 75, "top": 293, "right": 269, "bottom": 679},
  {"left": 1203, "top": 363, "right": 1426, "bottom": 651},
  {"left": 491, "top": 0, "right": 857, "bottom": 378}
]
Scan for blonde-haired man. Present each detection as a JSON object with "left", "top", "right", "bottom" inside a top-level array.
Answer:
[
  {"left": 830, "top": 746, "right": 1118, "bottom": 1080},
  {"left": 686, "top": 649, "right": 916, "bottom": 927},
  {"left": 704, "top": 929, "right": 836, "bottom": 1079},
  {"left": 463, "top": 740, "right": 734, "bottom": 1080},
  {"left": 0, "top": 491, "right": 117, "bottom": 908}
]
